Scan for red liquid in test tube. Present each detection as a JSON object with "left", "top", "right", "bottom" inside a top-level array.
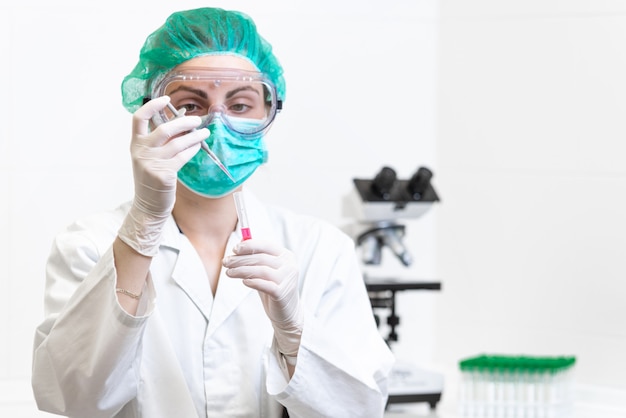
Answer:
[
  {"left": 233, "top": 192, "right": 252, "bottom": 241},
  {"left": 241, "top": 227, "right": 252, "bottom": 241}
]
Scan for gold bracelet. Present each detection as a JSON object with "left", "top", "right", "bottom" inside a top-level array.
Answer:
[{"left": 116, "top": 288, "right": 142, "bottom": 300}]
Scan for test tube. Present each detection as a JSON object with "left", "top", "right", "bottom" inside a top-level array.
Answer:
[{"left": 233, "top": 191, "right": 252, "bottom": 241}]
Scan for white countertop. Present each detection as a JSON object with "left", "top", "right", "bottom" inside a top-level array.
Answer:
[{"left": 2, "top": 377, "right": 624, "bottom": 417}]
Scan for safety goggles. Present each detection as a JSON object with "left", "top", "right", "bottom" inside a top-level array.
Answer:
[{"left": 150, "top": 67, "right": 282, "bottom": 135}]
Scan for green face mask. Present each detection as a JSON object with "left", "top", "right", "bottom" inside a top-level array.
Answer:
[{"left": 178, "top": 116, "right": 268, "bottom": 198}]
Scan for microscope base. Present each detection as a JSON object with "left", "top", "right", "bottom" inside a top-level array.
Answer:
[{"left": 387, "top": 360, "right": 444, "bottom": 409}]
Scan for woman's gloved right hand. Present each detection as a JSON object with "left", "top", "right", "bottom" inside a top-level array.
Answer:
[{"left": 118, "top": 96, "right": 209, "bottom": 256}]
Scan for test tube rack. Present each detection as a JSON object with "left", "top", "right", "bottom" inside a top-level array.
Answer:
[{"left": 458, "top": 354, "right": 576, "bottom": 418}]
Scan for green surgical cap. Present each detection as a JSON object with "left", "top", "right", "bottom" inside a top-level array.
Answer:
[{"left": 121, "top": 7, "right": 286, "bottom": 113}]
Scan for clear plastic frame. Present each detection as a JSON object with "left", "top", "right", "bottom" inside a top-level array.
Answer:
[{"left": 150, "top": 67, "right": 282, "bottom": 135}]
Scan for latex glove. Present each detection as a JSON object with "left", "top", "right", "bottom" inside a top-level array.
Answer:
[
  {"left": 223, "top": 239, "right": 303, "bottom": 357},
  {"left": 118, "top": 96, "right": 209, "bottom": 256}
]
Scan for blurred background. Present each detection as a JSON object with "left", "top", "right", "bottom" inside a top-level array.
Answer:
[{"left": 1, "top": 0, "right": 625, "bottom": 416}]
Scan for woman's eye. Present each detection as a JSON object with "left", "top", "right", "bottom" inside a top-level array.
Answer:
[
  {"left": 229, "top": 103, "right": 250, "bottom": 113},
  {"left": 180, "top": 103, "right": 202, "bottom": 114}
]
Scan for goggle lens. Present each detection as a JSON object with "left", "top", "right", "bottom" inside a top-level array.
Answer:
[{"left": 152, "top": 69, "right": 280, "bottom": 135}]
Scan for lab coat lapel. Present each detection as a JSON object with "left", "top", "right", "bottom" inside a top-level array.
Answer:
[
  {"left": 161, "top": 217, "right": 214, "bottom": 321},
  {"left": 206, "top": 241, "right": 254, "bottom": 337},
  {"left": 172, "top": 239, "right": 215, "bottom": 320},
  {"left": 159, "top": 190, "right": 278, "bottom": 337},
  {"left": 160, "top": 209, "right": 257, "bottom": 337},
  {"left": 206, "top": 189, "right": 278, "bottom": 338}
]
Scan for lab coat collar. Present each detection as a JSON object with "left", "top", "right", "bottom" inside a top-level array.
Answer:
[{"left": 157, "top": 187, "right": 277, "bottom": 336}]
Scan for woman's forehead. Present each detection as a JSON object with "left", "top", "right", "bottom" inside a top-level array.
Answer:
[{"left": 175, "top": 55, "right": 258, "bottom": 72}]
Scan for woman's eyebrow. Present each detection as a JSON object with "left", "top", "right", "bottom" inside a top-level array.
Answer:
[
  {"left": 226, "top": 85, "right": 260, "bottom": 99},
  {"left": 168, "top": 85, "right": 208, "bottom": 99}
]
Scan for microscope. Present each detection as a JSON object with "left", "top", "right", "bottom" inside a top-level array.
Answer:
[{"left": 343, "top": 165, "right": 443, "bottom": 409}]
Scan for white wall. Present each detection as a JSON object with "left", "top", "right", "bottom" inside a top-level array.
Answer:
[
  {"left": 0, "top": 0, "right": 439, "bottom": 414},
  {"left": 4, "top": 0, "right": 625, "bottom": 415},
  {"left": 435, "top": 0, "right": 626, "bottom": 400}
]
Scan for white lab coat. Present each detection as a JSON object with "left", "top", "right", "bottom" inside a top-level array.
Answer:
[{"left": 32, "top": 189, "right": 394, "bottom": 418}]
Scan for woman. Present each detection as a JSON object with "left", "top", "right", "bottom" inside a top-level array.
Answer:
[{"left": 32, "top": 7, "right": 394, "bottom": 418}]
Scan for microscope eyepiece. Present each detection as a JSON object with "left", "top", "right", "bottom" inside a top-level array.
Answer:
[
  {"left": 371, "top": 166, "right": 397, "bottom": 200},
  {"left": 408, "top": 166, "right": 433, "bottom": 199}
]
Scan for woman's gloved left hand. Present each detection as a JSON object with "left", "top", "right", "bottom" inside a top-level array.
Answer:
[{"left": 223, "top": 239, "right": 303, "bottom": 357}]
